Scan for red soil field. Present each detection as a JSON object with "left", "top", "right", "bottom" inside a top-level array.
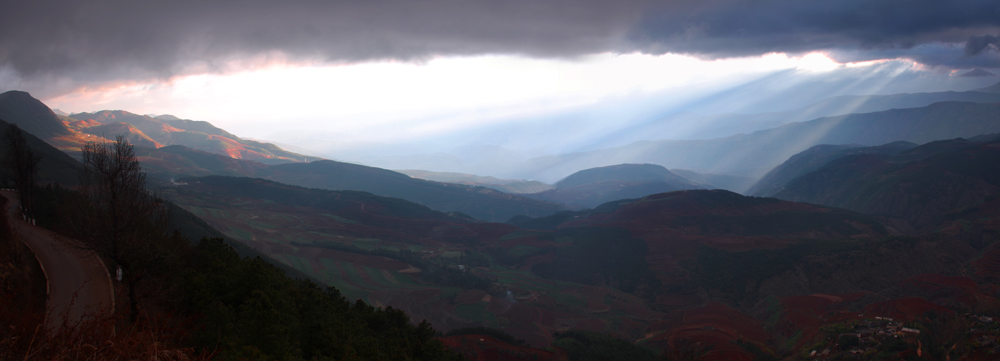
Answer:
[
  {"left": 863, "top": 298, "right": 951, "bottom": 321},
  {"left": 642, "top": 302, "right": 769, "bottom": 361},
  {"left": 439, "top": 335, "right": 568, "bottom": 361}
]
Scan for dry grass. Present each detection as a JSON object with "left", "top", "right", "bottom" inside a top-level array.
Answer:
[{"left": 0, "top": 304, "right": 212, "bottom": 361}]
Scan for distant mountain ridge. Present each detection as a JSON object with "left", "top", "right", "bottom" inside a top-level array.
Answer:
[
  {"left": 789, "top": 90, "right": 1000, "bottom": 121},
  {"left": 507, "top": 100, "right": 1000, "bottom": 182},
  {"left": 523, "top": 164, "right": 706, "bottom": 208},
  {"left": 69, "top": 110, "right": 320, "bottom": 164},
  {"left": 975, "top": 81, "right": 1000, "bottom": 93},
  {"left": 622, "top": 87, "right": 1000, "bottom": 145},
  {"left": 256, "top": 160, "right": 566, "bottom": 222},
  {"left": 344, "top": 82, "right": 1000, "bottom": 180},
  {"left": 398, "top": 169, "right": 553, "bottom": 194},
  {"left": 132, "top": 144, "right": 565, "bottom": 222},
  {"left": 0, "top": 91, "right": 321, "bottom": 166},
  {"left": 553, "top": 163, "right": 693, "bottom": 188}
]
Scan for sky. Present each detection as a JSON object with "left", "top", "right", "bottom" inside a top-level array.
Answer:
[{"left": 2, "top": 0, "right": 1000, "bottom": 158}]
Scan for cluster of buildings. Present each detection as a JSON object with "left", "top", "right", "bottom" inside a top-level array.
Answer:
[
  {"left": 810, "top": 317, "right": 921, "bottom": 359},
  {"left": 965, "top": 313, "right": 1000, "bottom": 353},
  {"left": 808, "top": 314, "right": 1000, "bottom": 359}
]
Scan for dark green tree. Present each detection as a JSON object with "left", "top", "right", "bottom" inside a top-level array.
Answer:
[
  {"left": 71, "top": 135, "right": 175, "bottom": 323},
  {"left": 3, "top": 124, "right": 41, "bottom": 218}
]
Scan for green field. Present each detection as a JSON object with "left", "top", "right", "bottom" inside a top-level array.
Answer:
[
  {"left": 499, "top": 230, "right": 541, "bottom": 241},
  {"left": 225, "top": 228, "right": 254, "bottom": 241},
  {"left": 455, "top": 303, "right": 489, "bottom": 322}
]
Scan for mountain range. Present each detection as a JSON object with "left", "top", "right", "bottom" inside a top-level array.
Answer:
[
  {"left": 347, "top": 82, "right": 1000, "bottom": 181},
  {"left": 5, "top": 82, "right": 1000, "bottom": 359}
]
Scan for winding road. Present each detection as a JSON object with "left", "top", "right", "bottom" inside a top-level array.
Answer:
[{"left": 2, "top": 190, "right": 114, "bottom": 331}]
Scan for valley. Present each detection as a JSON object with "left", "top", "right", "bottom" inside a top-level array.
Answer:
[{"left": 3, "top": 81, "right": 1000, "bottom": 360}]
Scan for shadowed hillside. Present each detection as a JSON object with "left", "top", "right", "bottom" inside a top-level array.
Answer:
[
  {"left": 0, "top": 91, "right": 94, "bottom": 152},
  {"left": 509, "top": 188, "right": 989, "bottom": 351},
  {"left": 774, "top": 136, "right": 1000, "bottom": 232},
  {"left": 137, "top": 145, "right": 267, "bottom": 179},
  {"left": 0, "top": 91, "right": 73, "bottom": 139},
  {"left": 256, "top": 160, "right": 566, "bottom": 222},
  {"left": 0, "top": 119, "right": 82, "bottom": 186},
  {"left": 747, "top": 141, "right": 917, "bottom": 197}
]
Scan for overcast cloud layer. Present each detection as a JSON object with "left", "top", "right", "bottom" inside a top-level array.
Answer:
[{"left": 2, "top": 0, "right": 1000, "bottom": 97}]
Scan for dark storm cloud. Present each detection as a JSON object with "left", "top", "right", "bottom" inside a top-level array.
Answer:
[
  {"left": 966, "top": 34, "right": 1000, "bottom": 55},
  {"left": 630, "top": 0, "right": 1000, "bottom": 67},
  {"left": 960, "top": 68, "right": 997, "bottom": 77},
  {"left": 4, "top": 0, "right": 1000, "bottom": 97},
  {"left": 0, "top": 0, "right": 644, "bottom": 95}
]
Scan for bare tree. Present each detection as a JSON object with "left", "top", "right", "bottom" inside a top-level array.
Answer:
[
  {"left": 3, "top": 124, "right": 41, "bottom": 218},
  {"left": 76, "top": 135, "right": 170, "bottom": 322}
]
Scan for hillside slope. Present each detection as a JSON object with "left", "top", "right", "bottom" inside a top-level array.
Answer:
[
  {"left": 0, "top": 91, "right": 73, "bottom": 139},
  {"left": 81, "top": 122, "right": 162, "bottom": 148},
  {"left": 69, "top": 110, "right": 321, "bottom": 164},
  {"left": 522, "top": 189, "right": 907, "bottom": 310},
  {"left": 0, "top": 120, "right": 82, "bottom": 186},
  {"left": 0, "top": 91, "right": 93, "bottom": 152},
  {"left": 774, "top": 136, "right": 1000, "bottom": 231},
  {"left": 747, "top": 141, "right": 917, "bottom": 197},
  {"left": 257, "top": 160, "right": 566, "bottom": 222},
  {"left": 137, "top": 145, "right": 267, "bottom": 179}
]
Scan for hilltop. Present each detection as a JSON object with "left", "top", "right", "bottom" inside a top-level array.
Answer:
[{"left": 523, "top": 164, "right": 706, "bottom": 208}]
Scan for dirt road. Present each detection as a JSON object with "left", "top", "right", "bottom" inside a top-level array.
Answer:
[{"left": 2, "top": 190, "right": 114, "bottom": 330}]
